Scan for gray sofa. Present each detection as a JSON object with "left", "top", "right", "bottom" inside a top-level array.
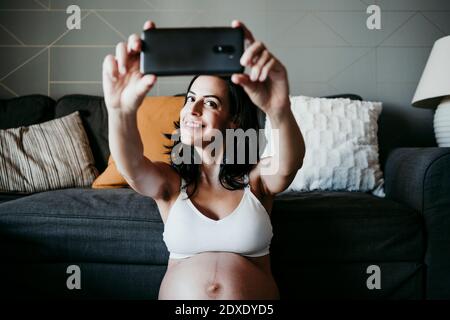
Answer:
[{"left": 0, "top": 94, "right": 449, "bottom": 299}]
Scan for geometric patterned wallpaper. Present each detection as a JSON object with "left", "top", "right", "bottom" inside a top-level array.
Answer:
[{"left": 1, "top": 0, "right": 449, "bottom": 161}]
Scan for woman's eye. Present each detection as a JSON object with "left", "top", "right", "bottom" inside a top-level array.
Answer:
[
  {"left": 186, "top": 96, "right": 195, "bottom": 102},
  {"left": 205, "top": 101, "right": 217, "bottom": 108}
]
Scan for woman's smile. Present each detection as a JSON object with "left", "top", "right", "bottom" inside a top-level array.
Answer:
[{"left": 183, "top": 119, "right": 205, "bottom": 129}]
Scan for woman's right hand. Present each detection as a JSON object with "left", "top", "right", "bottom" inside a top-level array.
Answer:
[{"left": 102, "top": 20, "right": 157, "bottom": 114}]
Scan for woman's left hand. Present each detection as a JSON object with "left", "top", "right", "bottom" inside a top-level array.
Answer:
[{"left": 231, "top": 20, "right": 290, "bottom": 117}]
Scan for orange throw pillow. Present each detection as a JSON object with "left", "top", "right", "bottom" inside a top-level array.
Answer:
[{"left": 92, "top": 96, "right": 184, "bottom": 189}]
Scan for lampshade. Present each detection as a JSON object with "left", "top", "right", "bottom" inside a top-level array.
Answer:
[{"left": 412, "top": 35, "right": 450, "bottom": 108}]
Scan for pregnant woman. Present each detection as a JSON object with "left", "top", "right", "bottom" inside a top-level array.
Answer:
[{"left": 102, "top": 19, "right": 305, "bottom": 300}]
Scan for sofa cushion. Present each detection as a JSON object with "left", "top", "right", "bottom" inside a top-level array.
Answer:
[
  {"left": 55, "top": 95, "right": 110, "bottom": 173},
  {"left": 0, "top": 94, "right": 55, "bottom": 129},
  {"left": 271, "top": 191, "right": 424, "bottom": 263},
  {"left": 0, "top": 262, "right": 166, "bottom": 299},
  {"left": 0, "top": 187, "right": 168, "bottom": 265},
  {"left": 0, "top": 189, "right": 423, "bottom": 266},
  {"left": 0, "top": 261, "right": 422, "bottom": 299},
  {"left": 273, "top": 261, "right": 423, "bottom": 299},
  {"left": 0, "top": 192, "right": 30, "bottom": 204}
]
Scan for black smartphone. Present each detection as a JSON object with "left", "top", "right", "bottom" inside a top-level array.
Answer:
[{"left": 140, "top": 27, "right": 244, "bottom": 76}]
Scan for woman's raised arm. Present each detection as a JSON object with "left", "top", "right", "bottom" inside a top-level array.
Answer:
[
  {"left": 102, "top": 20, "right": 178, "bottom": 200},
  {"left": 231, "top": 20, "right": 305, "bottom": 195}
]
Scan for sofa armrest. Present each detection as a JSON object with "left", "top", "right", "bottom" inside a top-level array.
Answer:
[{"left": 385, "top": 147, "right": 450, "bottom": 299}]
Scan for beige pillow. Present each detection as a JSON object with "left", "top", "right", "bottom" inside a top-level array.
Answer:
[
  {"left": 0, "top": 111, "right": 98, "bottom": 193},
  {"left": 263, "top": 95, "right": 385, "bottom": 197}
]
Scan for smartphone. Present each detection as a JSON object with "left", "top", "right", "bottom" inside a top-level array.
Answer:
[{"left": 140, "top": 27, "right": 244, "bottom": 76}]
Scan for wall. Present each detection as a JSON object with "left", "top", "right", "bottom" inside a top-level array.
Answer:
[{"left": 1, "top": 0, "right": 448, "bottom": 163}]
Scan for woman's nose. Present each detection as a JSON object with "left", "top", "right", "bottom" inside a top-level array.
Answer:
[{"left": 190, "top": 100, "right": 202, "bottom": 115}]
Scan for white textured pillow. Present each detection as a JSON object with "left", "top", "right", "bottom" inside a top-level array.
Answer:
[
  {"left": 262, "top": 95, "right": 385, "bottom": 197},
  {"left": 0, "top": 111, "right": 99, "bottom": 193}
]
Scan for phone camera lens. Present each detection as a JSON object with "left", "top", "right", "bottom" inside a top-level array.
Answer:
[{"left": 213, "top": 45, "right": 235, "bottom": 54}]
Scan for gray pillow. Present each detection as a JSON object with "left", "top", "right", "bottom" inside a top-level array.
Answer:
[{"left": 0, "top": 111, "right": 99, "bottom": 193}]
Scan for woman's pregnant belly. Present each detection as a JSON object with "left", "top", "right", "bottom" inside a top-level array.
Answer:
[{"left": 158, "top": 252, "right": 280, "bottom": 300}]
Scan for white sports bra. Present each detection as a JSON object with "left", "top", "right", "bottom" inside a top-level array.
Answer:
[{"left": 162, "top": 174, "right": 273, "bottom": 259}]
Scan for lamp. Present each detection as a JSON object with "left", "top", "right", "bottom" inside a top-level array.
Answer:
[{"left": 412, "top": 35, "right": 450, "bottom": 147}]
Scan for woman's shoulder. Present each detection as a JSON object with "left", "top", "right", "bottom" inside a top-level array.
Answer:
[
  {"left": 152, "top": 162, "right": 182, "bottom": 224},
  {"left": 248, "top": 164, "right": 273, "bottom": 200},
  {"left": 151, "top": 161, "right": 182, "bottom": 198}
]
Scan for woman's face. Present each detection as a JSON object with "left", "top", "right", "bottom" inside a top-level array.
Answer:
[{"left": 180, "top": 75, "right": 236, "bottom": 146}]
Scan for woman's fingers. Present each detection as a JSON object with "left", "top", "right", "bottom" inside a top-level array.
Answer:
[
  {"left": 250, "top": 49, "right": 271, "bottom": 81},
  {"left": 115, "top": 42, "right": 128, "bottom": 75},
  {"left": 102, "top": 54, "right": 119, "bottom": 82},
  {"left": 125, "top": 20, "right": 155, "bottom": 55},
  {"left": 127, "top": 33, "right": 141, "bottom": 54},
  {"left": 230, "top": 20, "right": 279, "bottom": 83},
  {"left": 143, "top": 20, "right": 156, "bottom": 31},
  {"left": 231, "top": 20, "right": 255, "bottom": 45},
  {"left": 136, "top": 74, "right": 157, "bottom": 97},
  {"left": 231, "top": 73, "right": 257, "bottom": 90},
  {"left": 111, "top": 20, "right": 156, "bottom": 79},
  {"left": 240, "top": 41, "right": 266, "bottom": 67},
  {"left": 259, "top": 57, "right": 276, "bottom": 82}
]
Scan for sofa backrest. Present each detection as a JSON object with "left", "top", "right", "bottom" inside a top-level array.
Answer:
[
  {"left": 0, "top": 95, "right": 55, "bottom": 129},
  {"left": 0, "top": 94, "right": 437, "bottom": 173}
]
